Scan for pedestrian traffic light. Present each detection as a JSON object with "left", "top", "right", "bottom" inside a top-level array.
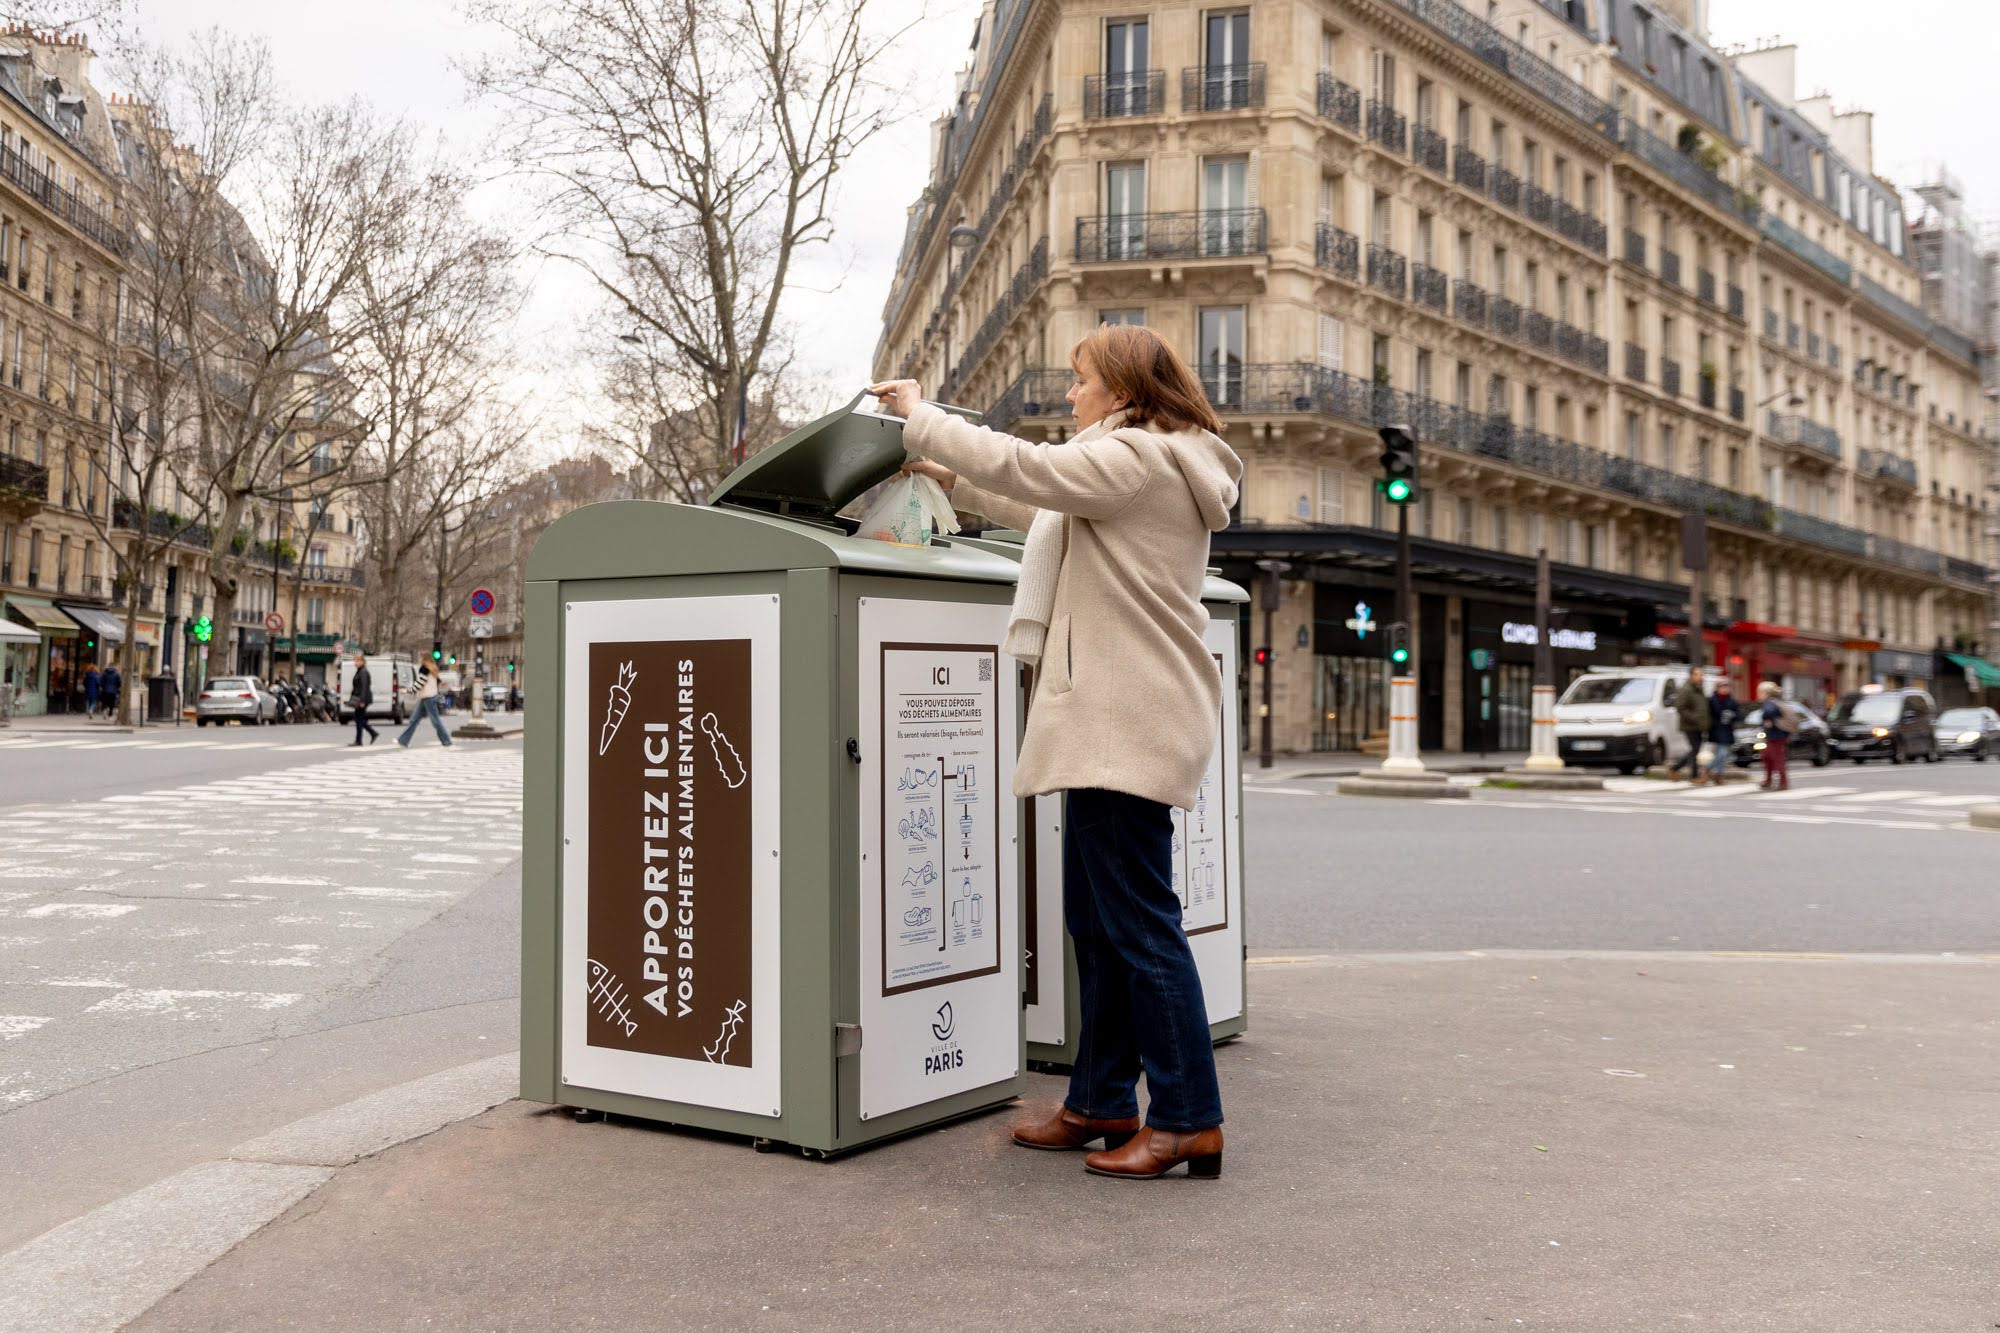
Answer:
[
  {"left": 83, "top": 636, "right": 95, "bottom": 650},
  {"left": 1376, "top": 424, "right": 1419, "bottom": 505},
  {"left": 431, "top": 641, "right": 443, "bottom": 662},
  {"left": 1386, "top": 621, "right": 1411, "bottom": 667},
  {"left": 1253, "top": 646, "right": 1271, "bottom": 666},
  {"left": 506, "top": 659, "right": 516, "bottom": 674}
]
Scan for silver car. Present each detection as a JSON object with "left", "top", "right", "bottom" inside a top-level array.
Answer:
[{"left": 195, "top": 676, "right": 277, "bottom": 726}]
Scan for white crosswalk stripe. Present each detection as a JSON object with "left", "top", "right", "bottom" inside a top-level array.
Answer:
[{"left": 1829, "top": 789, "right": 1933, "bottom": 803}]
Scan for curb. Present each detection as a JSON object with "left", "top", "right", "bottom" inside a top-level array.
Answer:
[
  {"left": 0, "top": 1053, "right": 518, "bottom": 1333},
  {"left": 1969, "top": 804, "right": 2000, "bottom": 832},
  {"left": 1336, "top": 775, "right": 1471, "bottom": 799}
]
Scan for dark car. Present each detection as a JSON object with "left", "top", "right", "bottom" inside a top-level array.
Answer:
[
  {"left": 1827, "top": 687, "right": 1940, "bottom": 764},
  {"left": 1934, "top": 706, "right": 2000, "bottom": 761},
  {"left": 1732, "top": 704, "right": 1833, "bottom": 768}
]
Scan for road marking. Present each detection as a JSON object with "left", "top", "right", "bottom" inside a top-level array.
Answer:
[
  {"left": 1906, "top": 794, "right": 1992, "bottom": 807},
  {"left": 20, "top": 903, "right": 141, "bottom": 919},
  {"left": 0, "top": 1014, "right": 53, "bottom": 1039},
  {"left": 1755, "top": 786, "right": 1854, "bottom": 800},
  {"left": 1245, "top": 786, "right": 1325, "bottom": 796},
  {"left": 83, "top": 988, "right": 302, "bottom": 1016},
  {"left": 1678, "top": 784, "right": 1756, "bottom": 799},
  {"left": 1829, "top": 789, "right": 1931, "bottom": 803}
]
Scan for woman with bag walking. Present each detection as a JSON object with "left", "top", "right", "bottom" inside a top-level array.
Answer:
[
  {"left": 869, "top": 323, "right": 1243, "bottom": 1180},
  {"left": 1755, "top": 681, "right": 1792, "bottom": 789}
]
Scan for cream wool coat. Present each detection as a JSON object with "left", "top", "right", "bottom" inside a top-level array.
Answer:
[{"left": 903, "top": 402, "right": 1244, "bottom": 810}]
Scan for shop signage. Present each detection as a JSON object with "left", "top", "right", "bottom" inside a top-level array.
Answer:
[
  {"left": 1344, "top": 600, "right": 1378, "bottom": 639},
  {"left": 1501, "top": 621, "right": 1598, "bottom": 652}
]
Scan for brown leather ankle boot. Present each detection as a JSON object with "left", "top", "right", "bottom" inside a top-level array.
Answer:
[
  {"left": 1010, "top": 1106, "right": 1141, "bottom": 1151},
  {"left": 1083, "top": 1126, "right": 1224, "bottom": 1179}
]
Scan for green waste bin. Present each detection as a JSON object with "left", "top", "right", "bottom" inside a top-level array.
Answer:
[
  {"left": 520, "top": 394, "right": 1028, "bottom": 1155},
  {"left": 954, "top": 533, "right": 1249, "bottom": 1070}
]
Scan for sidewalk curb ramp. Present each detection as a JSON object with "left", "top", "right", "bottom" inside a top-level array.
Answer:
[{"left": 0, "top": 1053, "right": 518, "bottom": 1333}]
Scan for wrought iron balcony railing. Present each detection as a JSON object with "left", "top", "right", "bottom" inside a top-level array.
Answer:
[
  {"left": 0, "top": 451, "right": 49, "bottom": 500},
  {"left": 1828, "top": 343, "right": 1841, "bottom": 370},
  {"left": 1315, "top": 224, "right": 1359, "bottom": 281},
  {"left": 1624, "top": 342, "right": 1646, "bottom": 382},
  {"left": 1807, "top": 331, "right": 1822, "bottom": 359},
  {"left": 1729, "top": 387, "right": 1745, "bottom": 420},
  {"left": 1786, "top": 321, "right": 1800, "bottom": 350},
  {"left": 1490, "top": 166, "right": 1521, "bottom": 210},
  {"left": 1554, "top": 321, "right": 1582, "bottom": 361},
  {"left": 1661, "top": 358, "right": 1681, "bottom": 398},
  {"left": 1763, "top": 310, "right": 1780, "bottom": 339},
  {"left": 1622, "top": 227, "right": 1646, "bottom": 268},
  {"left": 1182, "top": 63, "right": 1264, "bottom": 112},
  {"left": 1857, "top": 448, "right": 1917, "bottom": 488},
  {"left": 1660, "top": 248, "right": 1681, "bottom": 287},
  {"left": 1767, "top": 412, "right": 1841, "bottom": 459},
  {"left": 1524, "top": 310, "right": 1553, "bottom": 351},
  {"left": 1490, "top": 295, "right": 1522, "bottom": 338},
  {"left": 1727, "top": 285, "right": 1745, "bottom": 320},
  {"left": 1316, "top": 73, "right": 1360, "bottom": 132},
  {"left": 1697, "top": 268, "right": 1716, "bottom": 305},
  {"left": 1453, "top": 279, "right": 1487, "bottom": 325},
  {"left": 1411, "top": 123, "right": 1447, "bottom": 173},
  {"left": 1083, "top": 69, "right": 1167, "bottom": 119},
  {"left": 1522, "top": 183, "right": 1553, "bottom": 226},
  {"left": 1075, "top": 209, "right": 1267, "bottom": 262},
  {"left": 1452, "top": 145, "right": 1486, "bottom": 191},
  {"left": 1758, "top": 211, "right": 1851, "bottom": 285},
  {"left": 1411, "top": 262, "right": 1448, "bottom": 312},
  {"left": 1698, "top": 375, "right": 1717, "bottom": 409},
  {"left": 1367, "top": 244, "right": 1407, "bottom": 298},
  {"left": 1366, "top": 100, "right": 1407, "bottom": 153}
]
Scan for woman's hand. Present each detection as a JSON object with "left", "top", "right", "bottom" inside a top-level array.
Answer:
[
  {"left": 866, "top": 380, "right": 922, "bottom": 419},
  {"left": 900, "top": 459, "right": 955, "bottom": 492}
]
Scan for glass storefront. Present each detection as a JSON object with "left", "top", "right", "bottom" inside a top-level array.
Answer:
[{"left": 1312, "top": 654, "right": 1388, "bottom": 751}]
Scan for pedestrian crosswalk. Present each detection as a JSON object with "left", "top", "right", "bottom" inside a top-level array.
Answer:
[{"left": 1541, "top": 776, "right": 1996, "bottom": 830}]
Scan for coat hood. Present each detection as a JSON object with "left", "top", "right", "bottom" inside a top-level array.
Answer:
[{"left": 1096, "top": 410, "right": 1243, "bottom": 532}]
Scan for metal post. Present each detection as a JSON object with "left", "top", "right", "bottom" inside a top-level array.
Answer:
[
  {"left": 1524, "top": 546, "right": 1563, "bottom": 771},
  {"left": 1382, "top": 503, "right": 1424, "bottom": 774},
  {"left": 1253, "top": 559, "right": 1287, "bottom": 769}
]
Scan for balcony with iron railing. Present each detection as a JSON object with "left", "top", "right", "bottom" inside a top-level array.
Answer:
[
  {"left": 1729, "top": 387, "right": 1745, "bottom": 421},
  {"left": 0, "top": 144, "right": 122, "bottom": 254},
  {"left": 1554, "top": 321, "right": 1581, "bottom": 361},
  {"left": 1411, "top": 123, "right": 1447, "bottom": 173},
  {"left": 1661, "top": 358, "right": 1681, "bottom": 398},
  {"left": 1807, "top": 331, "right": 1822, "bottom": 360},
  {"left": 1763, "top": 310, "right": 1779, "bottom": 340},
  {"left": 1828, "top": 343, "right": 1841, "bottom": 370},
  {"left": 1074, "top": 210, "right": 1267, "bottom": 262},
  {"left": 1366, "top": 100, "right": 1407, "bottom": 153},
  {"left": 1181, "top": 64, "right": 1264, "bottom": 112},
  {"left": 1660, "top": 248, "right": 1681, "bottom": 287},
  {"left": 1366, "top": 244, "right": 1407, "bottom": 298},
  {"left": 1552, "top": 200, "right": 1607, "bottom": 253},
  {"left": 1452, "top": 279, "right": 1487, "bottom": 325},
  {"left": 1384, "top": 0, "right": 1618, "bottom": 137},
  {"left": 1786, "top": 321, "right": 1801, "bottom": 350},
  {"left": 1524, "top": 310, "right": 1553, "bottom": 351},
  {"left": 1622, "top": 228, "right": 1646, "bottom": 268},
  {"left": 1452, "top": 144, "right": 1486, "bottom": 191},
  {"left": 1698, "top": 375, "right": 1717, "bottom": 409},
  {"left": 1315, "top": 224, "right": 1359, "bottom": 281},
  {"left": 1411, "top": 262, "right": 1448, "bottom": 313},
  {"left": 1618, "top": 122, "right": 1738, "bottom": 216},
  {"left": 1624, "top": 342, "right": 1646, "bottom": 382},
  {"left": 1491, "top": 166, "right": 1521, "bottom": 210},
  {"left": 1768, "top": 412, "right": 1841, "bottom": 460},
  {"left": 1697, "top": 268, "right": 1716, "bottom": 305},
  {"left": 1315, "top": 73, "right": 1361, "bottom": 132},
  {"left": 1522, "top": 183, "right": 1553, "bottom": 226},
  {"left": 1857, "top": 448, "right": 1917, "bottom": 488},
  {"left": 1727, "top": 285, "right": 1745, "bottom": 320},
  {"left": 1490, "top": 295, "right": 1522, "bottom": 338},
  {"left": 1755, "top": 211, "right": 1852, "bottom": 285},
  {"left": 1082, "top": 69, "right": 1167, "bottom": 119},
  {"left": 0, "top": 451, "right": 49, "bottom": 504}
]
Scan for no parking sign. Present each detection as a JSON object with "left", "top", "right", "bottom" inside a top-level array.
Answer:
[{"left": 470, "top": 588, "right": 495, "bottom": 617}]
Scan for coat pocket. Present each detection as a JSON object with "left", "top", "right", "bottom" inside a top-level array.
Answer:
[{"left": 1044, "top": 613, "right": 1074, "bottom": 696}]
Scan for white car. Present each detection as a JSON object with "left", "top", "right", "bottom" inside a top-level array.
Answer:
[{"left": 1554, "top": 667, "right": 1694, "bottom": 773}]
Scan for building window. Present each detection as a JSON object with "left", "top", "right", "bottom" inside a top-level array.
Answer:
[
  {"left": 1197, "top": 305, "right": 1245, "bottom": 406},
  {"left": 1104, "top": 17, "right": 1150, "bottom": 115},
  {"left": 1098, "top": 308, "right": 1145, "bottom": 326},
  {"left": 1103, "top": 161, "right": 1146, "bottom": 259},
  {"left": 1659, "top": 423, "right": 1675, "bottom": 473},
  {"left": 1317, "top": 465, "right": 1344, "bottom": 524},
  {"left": 1491, "top": 506, "right": 1508, "bottom": 554},
  {"left": 1624, "top": 411, "right": 1642, "bottom": 460},
  {"left": 1316, "top": 314, "right": 1344, "bottom": 370}
]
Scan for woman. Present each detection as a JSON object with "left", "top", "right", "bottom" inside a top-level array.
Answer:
[
  {"left": 869, "top": 323, "right": 1243, "bottom": 1180},
  {"left": 1754, "top": 681, "right": 1791, "bottom": 790}
]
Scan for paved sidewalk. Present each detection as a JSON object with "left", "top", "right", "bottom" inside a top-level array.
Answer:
[
  {"left": 121, "top": 954, "right": 1998, "bottom": 1332},
  {"left": 1244, "top": 750, "right": 1528, "bottom": 782}
]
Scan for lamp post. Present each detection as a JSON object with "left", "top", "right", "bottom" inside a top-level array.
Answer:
[{"left": 940, "top": 222, "right": 980, "bottom": 401}]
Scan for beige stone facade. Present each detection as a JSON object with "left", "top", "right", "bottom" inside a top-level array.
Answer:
[{"left": 874, "top": 0, "right": 1996, "bottom": 753}]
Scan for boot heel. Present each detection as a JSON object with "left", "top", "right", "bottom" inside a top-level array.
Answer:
[
  {"left": 1187, "top": 1153, "right": 1222, "bottom": 1179},
  {"left": 1101, "top": 1130, "right": 1136, "bottom": 1151}
]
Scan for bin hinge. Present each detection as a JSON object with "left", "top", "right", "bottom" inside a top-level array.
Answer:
[
  {"left": 833, "top": 1022, "right": 863, "bottom": 1056},
  {"left": 845, "top": 737, "right": 862, "bottom": 764}
]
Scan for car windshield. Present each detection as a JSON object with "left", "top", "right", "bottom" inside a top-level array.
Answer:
[
  {"left": 1937, "top": 709, "right": 1983, "bottom": 728},
  {"left": 1831, "top": 693, "right": 1900, "bottom": 724},
  {"left": 1559, "top": 676, "right": 1657, "bottom": 706},
  {"left": 205, "top": 678, "right": 251, "bottom": 692}
]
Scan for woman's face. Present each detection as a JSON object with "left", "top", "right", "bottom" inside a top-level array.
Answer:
[{"left": 1066, "top": 351, "right": 1128, "bottom": 429}]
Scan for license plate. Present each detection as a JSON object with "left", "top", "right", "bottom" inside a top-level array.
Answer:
[{"left": 1571, "top": 740, "right": 1605, "bottom": 751}]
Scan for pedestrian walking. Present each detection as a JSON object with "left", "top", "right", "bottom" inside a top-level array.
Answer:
[
  {"left": 1705, "top": 678, "right": 1743, "bottom": 785},
  {"left": 1755, "top": 680, "right": 1794, "bottom": 790},
  {"left": 871, "top": 321, "right": 1243, "bottom": 1181},
  {"left": 82, "top": 663, "right": 100, "bottom": 720},
  {"left": 100, "top": 662, "right": 122, "bottom": 725},
  {"left": 348, "top": 653, "right": 380, "bottom": 746},
  {"left": 1668, "top": 666, "right": 1711, "bottom": 782},
  {"left": 397, "top": 659, "right": 453, "bottom": 748}
]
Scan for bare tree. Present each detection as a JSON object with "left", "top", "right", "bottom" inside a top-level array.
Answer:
[{"left": 464, "top": 0, "right": 910, "bottom": 474}]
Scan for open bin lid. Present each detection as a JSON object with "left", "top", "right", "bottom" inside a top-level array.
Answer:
[{"left": 707, "top": 390, "right": 980, "bottom": 523}]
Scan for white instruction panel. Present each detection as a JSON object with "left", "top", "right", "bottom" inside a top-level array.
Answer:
[
  {"left": 1179, "top": 618, "right": 1244, "bottom": 1024},
  {"left": 857, "top": 596, "right": 1019, "bottom": 1120}
]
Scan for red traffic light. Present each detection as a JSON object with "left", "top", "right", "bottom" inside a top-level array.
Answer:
[{"left": 1253, "top": 646, "right": 1271, "bottom": 666}]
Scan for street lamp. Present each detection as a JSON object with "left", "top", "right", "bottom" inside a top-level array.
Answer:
[
  {"left": 940, "top": 222, "right": 980, "bottom": 400},
  {"left": 1756, "top": 388, "right": 1806, "bottom": 412}
]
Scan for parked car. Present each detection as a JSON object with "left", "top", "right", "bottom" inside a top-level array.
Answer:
[
  {"left": 1827, "top": 686, "right": 1940, "bottom": 764},
  {"left": 1554, "top": 667, "right": 1691, "bottom": 774},
  {"left": 1934, "top": 706, "right": 2000, "bottom": 761},
  {"left": 194, "top": 676, "right": 278, "bottom": 726},
  {"left": 482, "top": 683, "right": 508, "bottom": 710},
  {"left": 1731, "top": 703, "right": 1833, "bottom": 768}
]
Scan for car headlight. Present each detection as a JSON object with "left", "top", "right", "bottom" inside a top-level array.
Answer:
[
  {"left": 1622, "top": 709, "right": 1652, "bottom": 724},
  {"left": 1872, "top": 728, "right": 1889, "bottom": 737},
  {"left": 1958, "top": 731, "right": 1981, "bottom": 744}
]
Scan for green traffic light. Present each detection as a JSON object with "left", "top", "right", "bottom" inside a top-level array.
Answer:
[
  {"left": 1384, "top": 477, "right": 1414, "bottom": 503},
  {"left": 1390, "top": 646, "right": 1410, "bottom": 664}
]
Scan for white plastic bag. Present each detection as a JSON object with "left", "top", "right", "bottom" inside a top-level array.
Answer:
[{"left": 855, "top": 473, "right": 960, "bottom": 547}]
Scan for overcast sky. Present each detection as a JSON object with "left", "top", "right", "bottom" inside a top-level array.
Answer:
[{"left": 117, "top": 0, "right": 1993, "bottom": 429}]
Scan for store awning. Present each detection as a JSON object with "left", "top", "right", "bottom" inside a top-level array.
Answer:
[
  {"left": 0, "top": 615, "right": 37, "bottom": 644},
  {"left": 59, "top": 603, "right": 128, "bottom": 644},
  {"left": 2, "top": 596, "right": 76, "bottom": 635},
  {"left": 1945, "top": 652, "right": 2000, "bottom": 689}
]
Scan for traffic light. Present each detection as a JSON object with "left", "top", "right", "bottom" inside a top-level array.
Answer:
[
  {"left": 1386, "top": 621, "right": 1411, "bottom": 667},
  {"left": 431, "top": 641, "right": 443, "bottom": 662},
  {"left": 1376, "top": 423, "right": 1419, "bottom": 505},
  {"left": 447, "top": 655, "right": 458, "bottom": 666},
  {"left": 1253, "top": 645, "right": 1271, "bottom": 666},
  {"left": 83, "top": 636, "right": 95, "bottom": 650},
  {"left": 506, "top": 659, "right": 516, "bottom": 674}
]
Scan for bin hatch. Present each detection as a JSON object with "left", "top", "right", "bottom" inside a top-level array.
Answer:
[{"left": 708, "top": 390, "right": 978, "bottom": 522}]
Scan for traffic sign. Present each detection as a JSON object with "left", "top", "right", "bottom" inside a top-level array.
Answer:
[
  {"left": 264, "top": 611, "right": 284, "bottom": 632},
  {"left": 469, "top": 588, "right": 495, "bottom": 617},
  {"left": 469, "top": 615, "right": 494, "bottom": 639},
  {"left": 332, "top": 639, "right": 346, "bottom": 657}
]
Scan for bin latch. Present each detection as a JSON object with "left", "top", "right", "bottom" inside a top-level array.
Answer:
[
  {"left": 833, "top": 1022, "right": 863, "bottom": 1056},
  {"left": 845, "top": 737, "right": 862, "bottom": 764}
]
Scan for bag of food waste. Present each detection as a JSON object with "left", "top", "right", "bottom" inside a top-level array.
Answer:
[{"left": 854, "top": 472, "right": 960, "bottom": 547}]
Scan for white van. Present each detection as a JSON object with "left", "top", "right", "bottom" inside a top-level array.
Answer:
[
  {"left": 1554, "top": 666, "right": 1694, "bottom": 773},
  {"left": 337, "top": 653, "right": 421, "bottom": 724}
]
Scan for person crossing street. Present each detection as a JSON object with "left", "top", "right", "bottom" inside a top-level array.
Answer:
[
  {"left": 348, "top": 653, "right": 380, "bottom": 746},
  {"left": 1668, "top": 667, "right": 1710, "bottom": 782},
  {"left": 100, "top": 662, "right": 122, "bottom": 726},
  {"left": 1755, "top": 681, "right": 1793, "bottom": 790},
  {"left": 1705, "top": 679, "right": 1743, "bottom": 786},
  {"left": 397, "top": 660, "right": 453, "bottom": 748},
  {"left": 82, "top": 663, "right": 101, "bottom": 720}
]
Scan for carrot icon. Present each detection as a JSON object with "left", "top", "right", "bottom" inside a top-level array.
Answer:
[{"left": 599, "top": 661, "right": 637, "bottom": 755}]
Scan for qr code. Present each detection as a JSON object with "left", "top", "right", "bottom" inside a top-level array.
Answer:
[{"left": 978, "top": 657, "right": 993, "bottom": 682}]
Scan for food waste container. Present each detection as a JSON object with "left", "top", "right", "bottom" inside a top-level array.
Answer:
[
  {"left": 955, "top": 532, "right": 1249, "bottom": 1071},
  {"left": 520, "top": 393, "right": 1027, "bottom": 1155}
]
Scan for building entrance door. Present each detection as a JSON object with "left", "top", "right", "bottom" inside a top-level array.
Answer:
[{"left": 1313, "top": 654, "right": 1386, "bottom": 751}]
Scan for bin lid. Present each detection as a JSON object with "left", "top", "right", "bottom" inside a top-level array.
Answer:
[{"left": 707, "top": 390, "right": 979, "bottom": 522}]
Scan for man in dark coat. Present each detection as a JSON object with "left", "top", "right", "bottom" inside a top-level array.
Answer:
[
  {"left": 1705, "top": 679, "right": 1744, "bottom": 785},
  {"left": 349, "top": 653, "right": 379, "bottom": 746},
  {"left": 1668, "top": 667, "right": 1711, "bottom": 781}
]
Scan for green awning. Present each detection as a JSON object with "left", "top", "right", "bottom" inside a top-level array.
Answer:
[
  {"left": 1945, "top": 653, "right": 2000, "bottom": 689},
  {"left": 2, "top": 596, "right": 77, "bottom": 635}
]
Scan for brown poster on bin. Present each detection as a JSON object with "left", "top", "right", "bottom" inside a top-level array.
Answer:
[{"left": 583, "top": 637, "right": 755, "bottom": 1067}]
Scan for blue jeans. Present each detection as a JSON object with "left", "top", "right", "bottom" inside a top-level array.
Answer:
[
  {"left": 1707, "top": 736, "right": 1732, "bottom": 777},
  {"left": 398, "top": 696, "right": 451, "bottom": 746},
  {"left": 1062, "top": 787, "right": 1223, "bottom": 1133}
]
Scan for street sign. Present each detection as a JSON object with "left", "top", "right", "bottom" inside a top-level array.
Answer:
[
  {"left": 332, "top": 639, "right": 345, "bottom": 656},
  {"left": 264, "top": 611, "right": 284, "bottom": 632},
  {"left": 469, "top": 615, "right": 494, "bottom": 639},
  {"left": 469, "top": 588, "right": 495, "bottom": 617}
]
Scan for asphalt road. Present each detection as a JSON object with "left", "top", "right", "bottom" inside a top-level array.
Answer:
[{"left": 1246, "top": 757, "right": 2000, "bottom": 954}]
